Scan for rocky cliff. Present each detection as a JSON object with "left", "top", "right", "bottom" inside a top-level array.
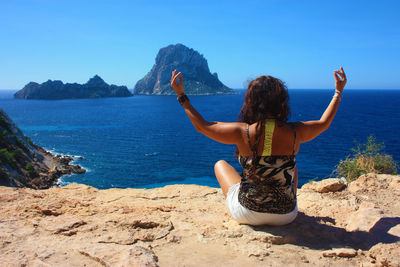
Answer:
[
  {"left": 134, "top": 44, "right": 234, "bottom": 95},
  {"left": 0, "top": 109, "right": 85, "bottom": 188},
  {"left": 1, "top": 174, "right": 399, "bottom": 266},
  {"left": 14, "top": 75, "right": 132, "bottom": 99}
]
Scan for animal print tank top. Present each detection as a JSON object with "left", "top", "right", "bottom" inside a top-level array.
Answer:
[{"left": 238, "top": 120, "right": 297, "bottom": 214}]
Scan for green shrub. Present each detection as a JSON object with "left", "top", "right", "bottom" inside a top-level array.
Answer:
[
  {"left": 0, "top": 114, "right": 7, "bottom": 124},
  {"left": 0, "top": 168, "right": 8, "bottom": 180},
  {"left": 16, "top": 138, "right": 29, "bottom": 153},
  {"left": 0, "top": 131, "right": 8, "bottom": 148},
  {"left": 0, "top": 148, "right": 24, "bottom": 169},
  {"left": 334, "top": 135, "right": 398, "bottom": 182},
  {"left": 25, "top": 162, "right": 38, "bottom": 177},
  {"left": 12, "top": 148, "right": 23, "bottom": 161},
  {"left": 26, "top": 136, "right": 34, "bottom": 145},
  {"left": 0, "top": 148, "right": 18, "bottom": 169},
  {"left": 0, "top": 115, "right": 10, "bottom": 131},
  {"left": 17, "top": 138, "right": 24, "bottom": 146}
]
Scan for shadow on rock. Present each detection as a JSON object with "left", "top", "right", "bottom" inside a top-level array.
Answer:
[{"left": 251, "top": 212, "right": 400, "bottom": 250}]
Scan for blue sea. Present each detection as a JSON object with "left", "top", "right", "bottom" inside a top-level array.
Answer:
[{"left": 0, "top": 89, "right": 399, "bottom": 188}]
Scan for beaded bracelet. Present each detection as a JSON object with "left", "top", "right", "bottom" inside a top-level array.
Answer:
[{"left": 333, "top": 90, "right": 343, "bottom": 100}]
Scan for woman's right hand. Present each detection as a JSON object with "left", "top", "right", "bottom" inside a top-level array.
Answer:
[
  {"left": 171, "top": 70, "right": 185, "bottom": 96},
  {"left": 334, "top": 67, "right": 347, "bottom": 93},
  {"left": 296, "top": 67, "right": 348, "bottom": 144}
]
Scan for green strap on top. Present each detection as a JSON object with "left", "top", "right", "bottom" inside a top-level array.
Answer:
[{"left": 262, "top": 119, "right": 275, "bottom": 156}]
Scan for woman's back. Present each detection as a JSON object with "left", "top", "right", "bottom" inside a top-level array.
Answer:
[
  {"left": 238, "top": 119, "right": 297, "bottom": 214},
  {"left": 237, "top": 120, "right": 298, "bottom": 157}
]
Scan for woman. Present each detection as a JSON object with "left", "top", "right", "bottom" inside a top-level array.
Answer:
[{"left": 170, "top": 67, "right": 347, "bottom": 226}]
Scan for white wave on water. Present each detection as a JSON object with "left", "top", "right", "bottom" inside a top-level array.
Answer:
[
  {"left": 41, "top": 147, "right": 90, "bottom": 186},
  {"left": 42, "top": 147, "right": 85, "bottom": 162},
  {"left": 144, "top": 152, "right": 160, "bottom": 157},
  {"left": 57, "top": 175, "right": 73, "bottom": 187}
]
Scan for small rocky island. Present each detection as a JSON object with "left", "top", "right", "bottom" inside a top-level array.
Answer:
[
  {"left": 134, "top": 44, "right": 234, "bottom": 95},
  {"left": 14, "top": 75, "right": 132, "bottom": 100},
  {"left": 0, "top": 108, "right": 85, "bottom": 188}
]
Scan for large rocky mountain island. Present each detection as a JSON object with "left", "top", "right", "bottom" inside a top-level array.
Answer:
[
  {"left": 134, "top": 44, "right": 234, "bottom": 95},
  {"left": 0, "top": 109, "right": 85, "bottom": 188},
  {"left": 14, "top": 75, "right": 132, "bottom": 100}
]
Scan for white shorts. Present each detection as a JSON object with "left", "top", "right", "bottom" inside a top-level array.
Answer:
[{"left": 226, "top": 183, "right": 298, "bottom": 226}]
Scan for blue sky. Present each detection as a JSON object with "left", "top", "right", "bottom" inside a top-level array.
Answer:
[{"left": 0, "top": 0, "right": 399, "bottom": 89}]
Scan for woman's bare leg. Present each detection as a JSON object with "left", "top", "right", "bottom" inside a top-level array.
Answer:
[{"left": 214, "top": 160, "right": 242, "bottom": 198}]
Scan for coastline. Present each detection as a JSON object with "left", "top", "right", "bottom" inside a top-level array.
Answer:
[
  {"left": 0, "top": 107, "right": 86, "bottom": 189},
  {"left": 40, "top": 147, "right": 88, "bottom": 187},
  {"left": 34, "top": 146, "right": 86, "bottom": 189}
]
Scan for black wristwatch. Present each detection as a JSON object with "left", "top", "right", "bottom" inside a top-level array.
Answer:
[{"left": 177, "top": 94, "right": 189, "bottom": 105}]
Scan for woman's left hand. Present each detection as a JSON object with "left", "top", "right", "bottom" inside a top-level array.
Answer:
[
  {"left": 171, "top": 70, "right": 184, "bottom": 95},
  {"left": 334, "top": 67, "right": 347, "bottom": 93}
]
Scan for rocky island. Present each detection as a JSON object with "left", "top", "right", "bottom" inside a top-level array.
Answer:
[
  {"left": 0, "top": 174, "right": 399, "bottom": 266},
  {"left": 134, "top": 44, "right": 234, "bottom": 95},
  {"left": 0, "top": 108, "right": 85, "bottom": 188},
  {"left": 14, "top": 75, "right": 132, "bottom": 100}
]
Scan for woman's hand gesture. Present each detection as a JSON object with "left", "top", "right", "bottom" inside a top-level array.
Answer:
[
  {"left": 334, "top": 67, "right": 347, "bottom": 93},
  {"left": 171, "top": 70, "right": 184, "bottom": 95}
]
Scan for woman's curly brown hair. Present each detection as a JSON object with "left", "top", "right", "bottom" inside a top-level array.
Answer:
[{"left": 236, "top": 75, "right": 290, "bottom": 157}]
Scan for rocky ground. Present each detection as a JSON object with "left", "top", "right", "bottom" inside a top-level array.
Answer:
[{"left": 0, "top": 173, "right": 399, "bottom": 267}]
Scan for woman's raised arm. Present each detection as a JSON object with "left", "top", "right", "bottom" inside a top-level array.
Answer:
[
  {"left": 296, "top": 67, "right": 347, "bottom": 143},
  {"left": 170, "top": 70, "right": 244, "bottom": 145}
]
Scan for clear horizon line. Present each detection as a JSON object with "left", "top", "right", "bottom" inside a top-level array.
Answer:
[{"left": 1, "top": 88, "right": 400, "bottom": 91}]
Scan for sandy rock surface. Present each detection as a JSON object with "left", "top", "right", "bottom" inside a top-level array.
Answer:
[
  {"left": 1, "top": 173, "right": 399, "bottom": 266},
  {"left": 301, "top": 177, "right": 346, "bottom": 193}
]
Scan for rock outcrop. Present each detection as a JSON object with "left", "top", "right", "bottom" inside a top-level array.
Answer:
[
  {"left": 0, "top": 109, "right": 85, "bottom": 188},
  {"left": 14, "top": 75, "right": 132, "bottom": 99},
  {"left": 134, "top": 44, "right": 234, "bottom": 95},
  {"left": 1, "top": 173, "right": 399, "bottom": 266}
]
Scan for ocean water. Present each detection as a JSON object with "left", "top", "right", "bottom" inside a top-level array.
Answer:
[{"left": 0, "top": 89, "right": 399, "bottom": 189}]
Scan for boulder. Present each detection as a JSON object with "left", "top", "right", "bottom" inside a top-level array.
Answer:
[
  {"left": 369, "top": 243, "right": 400, "bottom": 267},
  {"left": 348, "top": 173, "right": 378, "bottom": 193},
  {"left": 388, "top": 224, "right": 400, "bottom": 238},
  {"left": 302, "top": 178, "right": 346, "bottom": 193},
  {"left": 322, "top": 248, "right": 357, "bottom": 258},
  {"left": 346, "top": 207, "right": 383, "bottom": 232}
]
